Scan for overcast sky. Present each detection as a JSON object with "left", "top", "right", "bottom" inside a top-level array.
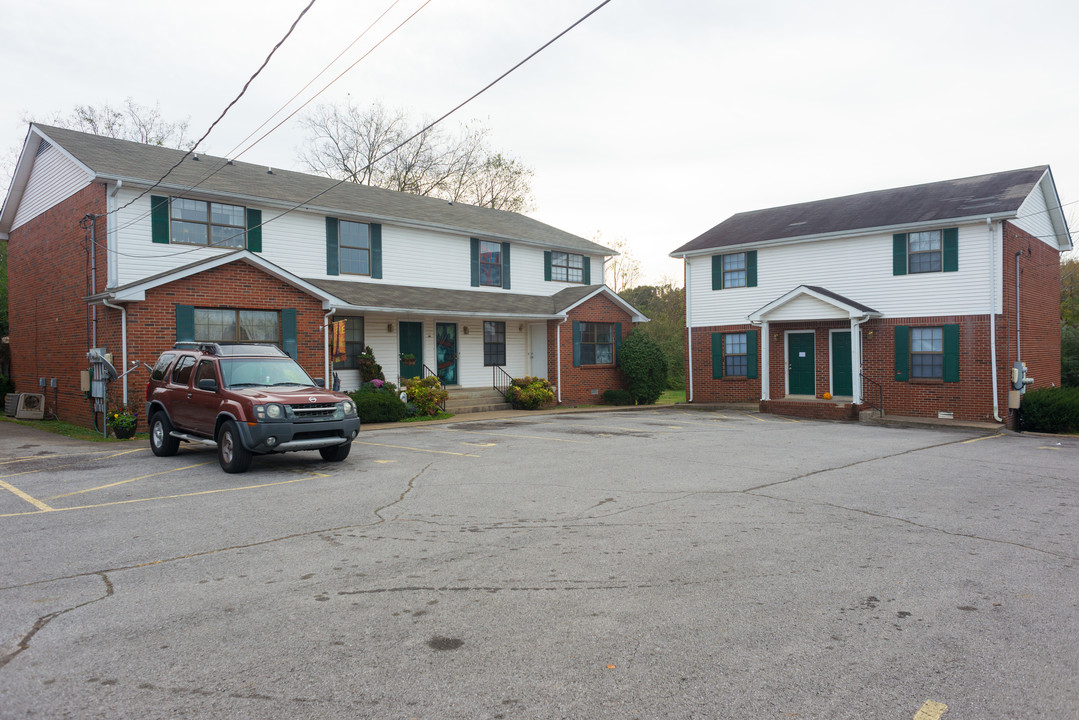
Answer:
[{"left": 3, "top": 0, "right": 1078, "bottom": 282}]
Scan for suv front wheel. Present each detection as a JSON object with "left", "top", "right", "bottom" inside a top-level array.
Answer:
[
  {"left": 149, "top": 412, "right": 181, "bottom": 457},
  {"left": 217, "top": 420, "right": 253, "bottom": 473},
  {"left": 319, "top": 441, "right": 352, "bottom": 462}
]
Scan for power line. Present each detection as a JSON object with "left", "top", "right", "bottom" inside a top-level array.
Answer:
[{"left": 114, "top": 0, "right": 317, "bottom": 215}]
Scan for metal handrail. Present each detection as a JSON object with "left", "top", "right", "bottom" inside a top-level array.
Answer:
[
  {"left": 860, "top": 372, "right": 883, "bottom": 416},
  {"left": 493, "top": 366, "right": 513, "bottom": 399}
]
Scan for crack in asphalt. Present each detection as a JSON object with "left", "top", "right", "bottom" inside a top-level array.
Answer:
[
  {"left": 373, "top": 462, "right": 430, "bottom": 523},
  {"left": 0, "top": 572, "right": 114, "bottom": 671}
]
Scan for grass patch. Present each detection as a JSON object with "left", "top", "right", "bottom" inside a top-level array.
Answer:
[
  {"left": 1, "top": 415, "right": 147, "bottom": 442},
  {"left": 400, "top": 412, "right": 455, "bottom": 423},
  {"left": 656, "top": 389, "right": 686, "bottom": 405}
]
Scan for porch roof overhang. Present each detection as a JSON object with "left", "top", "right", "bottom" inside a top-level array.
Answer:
[{"left": 748, "top": 285, "right": 882, "bottom": 323}]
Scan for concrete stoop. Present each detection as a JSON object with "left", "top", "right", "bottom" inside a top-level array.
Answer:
[{"left": 445, "top": 387, "right": 513, "bottom": 414}]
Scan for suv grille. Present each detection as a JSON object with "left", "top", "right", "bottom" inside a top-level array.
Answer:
[{"left": 289, "top": 402, "right": 337, "bottom": 420}]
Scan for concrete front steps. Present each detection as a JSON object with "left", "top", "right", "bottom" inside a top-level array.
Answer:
[{"left": 445, "top": 387, "right": 512, "bottom": 414}]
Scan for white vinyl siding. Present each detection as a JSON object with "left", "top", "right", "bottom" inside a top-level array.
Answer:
[
  {"left": 111, "top": 189, "right": 603, "bottom": 293},
  {"left": 11, "top": 143, "right": 92, "bottom": 230},
  {"left": 1012, "top": 181, "right": 1059, "bottom": 249},
  {"left": 687, "top": 223, "right": 995, "bottom": 327}
]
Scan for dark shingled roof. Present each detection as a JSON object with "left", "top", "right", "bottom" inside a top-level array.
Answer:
[
  {"left": 802, "top": 286, "right": 879, "bottom": 314},
  {"left": 34, "top": 124, "right": 612, "bottom": 255},
  {"left": 307, "top": 278, "right": 606, "bottom": 317},
  {"left": 672, "top": 166, "right": 1049, "bottom": 255}
]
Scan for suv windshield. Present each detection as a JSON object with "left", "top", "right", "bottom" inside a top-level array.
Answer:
[{"left": 219, "top": 357, "right": 316, "bottom": 388}]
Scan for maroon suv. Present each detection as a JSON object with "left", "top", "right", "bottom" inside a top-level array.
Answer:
[{"left": 145, "top": 343, "right": 360, "bottom": 473}]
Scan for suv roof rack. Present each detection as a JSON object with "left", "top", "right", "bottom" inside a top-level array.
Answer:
[{"left": 170, "top": 342, "right": 288, "bottom": 357}]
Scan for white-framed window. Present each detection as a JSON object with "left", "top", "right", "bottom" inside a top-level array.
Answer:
[
  {"left": 908, "top": 230, "right": 942, "bottom": 274},
  {"left": 340, "top": 221, "right": 371, "bottom": 275},
  {"left": 170, "top": 198, "right": 246, "bottom": 248},
  {"left": 552, "top": 251, "right": 585, "bottom": 283}
]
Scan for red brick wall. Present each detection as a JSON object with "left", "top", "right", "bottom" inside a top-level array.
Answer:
[
  {"left": 8, "top": 184, "right": 107, "bottom": 426},
  {"left": 553, "top": 294, "right": 632, "bottom": 405},
  {"left": 1001, "top": 220, "right": 1062, "bottom": 381},
  {"left": 8, "top": 181, "right": 328, "bottom": 429},
  {"left": 686, "top": 324, "right": 762, "bottom": 402}
]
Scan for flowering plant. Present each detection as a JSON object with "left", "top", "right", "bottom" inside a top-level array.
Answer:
[{"left": 107, "top": 405, "right": 139, "bottom": 439}]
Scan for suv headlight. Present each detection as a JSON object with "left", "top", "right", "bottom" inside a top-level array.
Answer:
[
  {"left": 341, "top": 399, "right": 356, "bottom": 417},
  {"left": 255, "top": 403, "right": 285, "bottom": 420}
]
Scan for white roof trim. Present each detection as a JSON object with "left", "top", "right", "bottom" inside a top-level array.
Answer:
[
  {"left": 559, "top": 286, "right": 650, "bottom": 323},
  {"left": 748, "top": 285, "right": 881, "bottom": 323},
  {"left": 94, "top": 250, "right": 341, "bottom": 306}
]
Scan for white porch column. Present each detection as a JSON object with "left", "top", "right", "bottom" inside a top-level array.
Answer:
[
  {"left": 760, "top": 321, "right": 770, "bottom": 401},
  {"left": 850, "top": 317, "right": 863, "bottom": 405}
]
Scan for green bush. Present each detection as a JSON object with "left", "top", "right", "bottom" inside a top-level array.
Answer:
[
  {"left": 349, "top": 386, "right": 408, "bottom": 423},
  {"left": 404, "top": 375, "right": 449, "bottom": 416},
  {"left": 617, "top": 329, "right": 668, "bottom": 405},
  {"left": 1063, "top": 326, "right": 1079, "bottom": 387},
  {"left": 506, "top": 376, "right": 555, "bottom": 410},
  {"left": 357, "top": 346, "right": 385, "bottom": 383},
  {"left": 1019, "top": 386, "right": 1079, "bottom": 433},
  {"left": 601, "top": 389, "right": 635, "bottom": 406}
]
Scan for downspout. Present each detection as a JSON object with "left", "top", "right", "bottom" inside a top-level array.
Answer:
[
  {"left": 684, "top": 259, "right": 693, "bottom": 402},
  {"left": 101, "top": 298, "right": 128, "bottom": 405},
  {"left": 987, "top": 218, "right": 1002, "bottom": 422},
  {"left": 556, "top": 316, "right": 568, "bottom": 404},
  {"left": 324, "top": 309, "right": 336, "bottom": 388},
  {"left": 1015, "top": 250, "right": 1022, "bottom": 363}
]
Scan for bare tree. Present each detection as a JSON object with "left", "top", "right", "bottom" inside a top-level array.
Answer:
[
  {"left": 32, "top": 98, "right": 192, "bottom": 148},
  {"left": 298, "top": 100, "right": 534, "bottom": 212},
  {"left": 604, "top": 237, "right": 642, "bottom": 293}
]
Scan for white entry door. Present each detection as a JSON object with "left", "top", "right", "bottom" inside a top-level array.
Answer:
[{"left": 529, "top": 324, "right": 547, "bottom": 378}]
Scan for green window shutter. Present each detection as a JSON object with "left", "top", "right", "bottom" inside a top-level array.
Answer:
[
  {"left": 943, "top": 227, "right": 958, "bottom": 272},
  {"left": 470, "top": 238, "right": 480, "bottom": 287},
  {"left": 614, "top": 322, "right": 623, "bottom": 363},
  {"left": 245, "top": 208, "right": 262, "bottom": 252},
  {"left": 746, "top": 330, "right": 758, "bottom": 379},
  {"left": 583, "top": 256, "right": 591, "bottom": 285},
  {"left": 544, "top": 251, "right": 552, "bottom": 281},
  {"left": 943, "top": 324, "right": 959, "bottom": 382},
  {"left": 175, "top": 305, "right": 194, "bottom": 342},
  {"left": 151, "top": 196, "right": 170, "bottom": 244},
  {"left": 326, "top": 218, "right": 339, "bottom": 276},
  {"left": 502, "top": 242, "right": 511, "bottom": 289},
  {"left": 712, "top": 255, "right": 723, "bottom": 290},
  {"left": 712, "top": 332, "right": 724, "bottom": 379},
  {"left": 894, "top": 325, "right": 909, "bottom": 382},
  {"left": 572, "top": 321, "right": 581, "bottom": 367},
  {"left": 370, "top": 223, "right": 383, "bottom": 279},
  {"left": 281, "top": 309, "right": 297, "bottom": 359},
  {"left": 746, "top": 251, "right": 757, "bottom": 288},
  {"left": 893, "top": 234, "right": 908, "bottom": 276}
]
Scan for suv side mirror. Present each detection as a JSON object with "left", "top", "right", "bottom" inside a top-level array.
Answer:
[
  {"left": 313, "top": 378, "right": 326, "bottom": 388},
  {"left": 197, "top": 378, "right": 218, "bottom": 392}
]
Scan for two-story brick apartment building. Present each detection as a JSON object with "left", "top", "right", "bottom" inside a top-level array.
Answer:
[{"left": 0, "top": 124, "right": 647, "bottom": 427}]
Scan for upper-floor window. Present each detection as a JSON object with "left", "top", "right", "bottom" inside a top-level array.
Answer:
[
  {"left": 171, "top": 198, "right": 246, "bottom": 248},
  {"left": 711, "top": 250, "right": 757, "bottom": 290},
  {"left": 194, "top": 308, "right": 279, "bottom": 343},
  {"left": 722, "top": 253, "right": 747, "bottom": 288},
  {"left": 908, "top": 231, "right": 942, "bottom": 274},
  {"left": 479, "top": 241, "right": 502, "bottom": 287},
  {"left": 552, "top": 252, "right": 585, "bottom": 283},
  {"left": 340, "top": 221, "right": 371, "bottom": 275}
]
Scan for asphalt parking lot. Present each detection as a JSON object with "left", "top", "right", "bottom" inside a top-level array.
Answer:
[{"left": 0, "top": 407, "right": 1076, "bottom": 719}]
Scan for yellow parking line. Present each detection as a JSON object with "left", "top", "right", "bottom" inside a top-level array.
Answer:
[
  {"left": 45, "top": 461, "right": 217, "bottom": 500},
  {"left": 913, "top": 699, "right": 948, "bottom": 719},
  {"left": 735, "top": 410, "right": 767, "bottom": 422},
  {"left": 0, "top": 478, "right": 54, "bottom": 512},
  {"left": 0, "top": 448, "right": 147, "bottom": 480},
  {"left": 0, "top": 447, "right": 145, "bottom": 466},
  {"left": 441, "top": 428, "right": 586, "bottom": 444},
  {"left": 0, "top": 473, "right": 328, "bottom": 517},
  {"left": 962, "top": 433, "right": 1004, "bottom": 444},
  {"left": 352, "top": 440, "right": 481, "bottom": 457}
]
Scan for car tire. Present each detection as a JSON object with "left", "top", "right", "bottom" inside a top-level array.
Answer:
[
  {"left": 319, "top": 441, "right": 352, "bottom": 462},
  {"left": 150, "top": 412, "right": 181, "bottom": 457},
  {"left": 217, "top": 420, "right": 253, "bottom": 473}
]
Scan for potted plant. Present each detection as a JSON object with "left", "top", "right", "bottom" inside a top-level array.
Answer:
[
  {"left": 400, "top": 353, "right": 416, "bottom": 366},
  {"left": 107, "top": 406, "right": 139, "bottom": 439}
]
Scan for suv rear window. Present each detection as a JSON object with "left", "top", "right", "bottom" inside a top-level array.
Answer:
[
  {"left": 171, "top": 356, "right": 197, "bottom": 385},
  {"left": 150, "top": 352, "right": 177, "bottom": 381}
]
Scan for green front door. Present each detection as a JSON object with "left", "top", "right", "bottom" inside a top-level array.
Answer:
[
  {"left": 787, "top": 332, "right": 815, "bottom": 396},
  {"left": 435, "top": 323, "right": 458, "bottom": 386},
  {"left": 831, "top": 331, "right": 853, "bottom": 397},
  {"left": 399, "top": 321, "right": 423, "bottom": 379}
]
